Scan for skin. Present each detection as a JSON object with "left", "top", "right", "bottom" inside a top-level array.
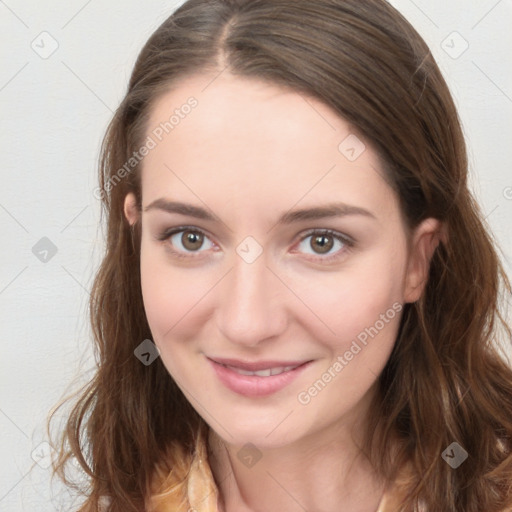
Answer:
[{"left": 124, "top": 72, "right": 441, "bottom": 512}]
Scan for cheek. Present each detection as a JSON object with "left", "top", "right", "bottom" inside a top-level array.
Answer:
[
  {"left": 139, "top": 239, "right": 189, "bottom": 340},
  {"left": 293, "top": 261, "right": 405, "bottom": 415},
  {"left": 288, "top": 252, "right": 406, "bottom": 352},
  {"left": 139, "top": 248, "right": 205, "bottom": 384},
  {"left": 139, "top": 239, "right": 219, "bottom": 345},
  {"left": 140, "top": 243, "right": 172, "bottom": 334}
]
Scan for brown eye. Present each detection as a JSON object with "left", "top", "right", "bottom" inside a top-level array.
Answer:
[
  {"left": 160, "top": 227, "right": 215, "bottom": 257},
  {"left": 295, "top": 229, "right": 353, "bottom": 261},
  {"left": 181, "top": 230, "right": 204, "bottom": 251},
  {"left": 311, "top": 234, "right": 334, "bottom": 254}
]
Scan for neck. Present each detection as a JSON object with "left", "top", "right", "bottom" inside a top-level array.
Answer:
[{"left": 207, "top": 396, "right": 387, "bottom": 512}]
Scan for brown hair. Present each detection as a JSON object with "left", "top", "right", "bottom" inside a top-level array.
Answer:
[{"left": 48, "top": 0, "right": 512, "bottom": 510}]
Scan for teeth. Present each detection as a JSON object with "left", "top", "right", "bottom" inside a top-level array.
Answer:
[
  {"left": 255, "top": 368, "right": 273, "bottom": 377},
  {"left": 226, "top": 364, "right": 298, "bottom": 377}
]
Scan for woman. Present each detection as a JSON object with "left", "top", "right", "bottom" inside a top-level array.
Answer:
[{"left": 49, "top": 0, "right": 512, "bottom": 510}]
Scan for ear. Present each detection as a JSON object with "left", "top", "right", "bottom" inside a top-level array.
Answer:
[
  {"left": 403, "top": 217, "right": 445, "bottom": 303},
  {"left": 123, "top": 192, "right": 140, "bottom": 226}
]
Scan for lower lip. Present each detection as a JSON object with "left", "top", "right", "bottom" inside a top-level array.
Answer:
[{"left": 208, "top": 359, "right": 312, "bottom": 397}]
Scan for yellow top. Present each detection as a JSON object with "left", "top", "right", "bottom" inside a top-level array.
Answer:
[{"left": 146, "top": 425, "right": 417, "bottom": 512}]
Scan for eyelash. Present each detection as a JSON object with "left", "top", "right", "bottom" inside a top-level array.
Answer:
[{"left": 156, "top": 225, "right": 355, "bottom": 263}]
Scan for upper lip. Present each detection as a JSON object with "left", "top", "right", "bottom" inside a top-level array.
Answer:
[{"left": 208, "top": 357, "right": 311, "bottom": 371}]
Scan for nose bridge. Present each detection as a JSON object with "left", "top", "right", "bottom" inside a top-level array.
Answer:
[{"left": 216, "top": 249, "right": 286, "bottom": 345}]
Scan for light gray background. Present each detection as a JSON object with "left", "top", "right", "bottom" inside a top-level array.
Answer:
[{"left": 1, "top": 1, "right": 511, "bottom": 510}]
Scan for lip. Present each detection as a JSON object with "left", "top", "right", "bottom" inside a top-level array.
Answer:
[{"left": 207, "top": 357, "right": 313, "bottom": 397}]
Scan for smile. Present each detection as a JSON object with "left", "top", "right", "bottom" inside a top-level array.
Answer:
[
  {"left": 208, "top": 357, "right": 312, "bottom": 397},
  {"left": 220, "top": 363, "right": 301, "bottom": 377}
]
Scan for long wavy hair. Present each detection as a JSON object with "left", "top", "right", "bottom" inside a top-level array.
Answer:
[{"left": 48, "top": 0, "right": 512, "bottom": 510}]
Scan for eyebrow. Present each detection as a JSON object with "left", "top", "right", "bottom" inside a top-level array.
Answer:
[{"left": 143, "top": 198, "right": 376, "bottom": 224}]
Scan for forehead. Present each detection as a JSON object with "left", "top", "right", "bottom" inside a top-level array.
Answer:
[{"left": 140, "top": 73, "right": 396, "bottom": 221}]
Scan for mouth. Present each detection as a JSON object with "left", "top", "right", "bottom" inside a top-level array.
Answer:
[
  {"left": 220, "top": 363, "right": 301, "bottom": 377},
  {"left": 207, "top": 357, "right": 313, "bottom": 397},
  {"left": 208, "top": 357, "right": 311, "bottom": 372}
]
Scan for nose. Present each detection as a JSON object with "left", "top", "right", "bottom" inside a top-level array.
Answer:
[{"left": 215, "top": 250, "right": 288, "bottom": 347}]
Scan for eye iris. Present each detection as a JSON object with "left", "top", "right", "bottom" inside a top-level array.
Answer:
[
  {"left": 182, "top": 230, "right": 204, "bottom": 251},
  {"left": 311, "top": 234, "right": 333, "bottom": 254}
]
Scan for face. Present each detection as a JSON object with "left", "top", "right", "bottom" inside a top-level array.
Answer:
[{"left": 124, "top": 73, "right": 439, "bottom": 450}]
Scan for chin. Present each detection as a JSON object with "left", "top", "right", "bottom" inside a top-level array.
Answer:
[{"left": 208, "top": 416, "right": 307, "bottom": 451}]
